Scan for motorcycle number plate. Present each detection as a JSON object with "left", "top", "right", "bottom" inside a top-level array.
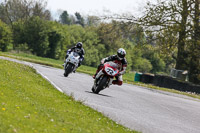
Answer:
[{"left": 105, "top": 67, "right": 114, "bottom": 75}]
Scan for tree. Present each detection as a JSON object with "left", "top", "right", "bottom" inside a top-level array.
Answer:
[
  {"left": 0, "top": 0, "right": 51, "bottom": 26},
  {"left": 59, "top": 11, "right": 71, "bottom": 25},
  {"left": 138, "top": 0, "right": 200, "bottom": 83},
  {"left": 175, "top": 0, "right": 189, "bottom": 70},
  {"left": 139, "top": 0, "right": 192, "bottom": 70},
  {"left": 86, "top": 15, "right": 100, "bottom": 26},
  {"left": 46, "top": 31, "right": 62, "bottom": 59},
  {"left": 32, "top": 1, "right": 51, "bottom": 20},
  {"left": 133, "top": 58, "right": 153, "bottom": 73},
  {"left": 0, "top": 20, "right": 13, "bottom": 51},
  {"left": 142, "top": 45, "right": 166, "bottom": 73},
  {"left": 0, "top": 3, "right": 9, "bottom": 24},
  {"left": 12, "top": 20, "right": 26, "bottom": 49},
  {"left": 75, "top": 12, "right": 84, "bottom": 27},
  {"left": 23, "top": 16, "right": 50, "bottom": 56},
  {"left": 188, "top": 0, "right": 200, "bottom": 84}
]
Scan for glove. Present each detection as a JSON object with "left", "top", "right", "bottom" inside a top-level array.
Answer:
[
  {"left": 116, "top": 73, "right": 121, "bottom": 77},
  {"left": 101, "top": 60, "right": 105, "bottom": 64}
]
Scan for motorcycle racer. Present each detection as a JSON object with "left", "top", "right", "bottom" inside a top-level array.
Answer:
[
  {"left": 93, "top": 48, "right": 127, "bottom": 85},
  {"left": 64, "top": 42, "right": 85, "bottom": 72}
]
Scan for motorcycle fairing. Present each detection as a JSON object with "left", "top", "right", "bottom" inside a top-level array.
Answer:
[{"left": 64, "top": 52, "right": 80, "bottom": 70}]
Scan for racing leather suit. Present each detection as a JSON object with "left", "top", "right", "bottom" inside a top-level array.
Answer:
[
  {"left": 95, "top": 55, "right": 127, "bottom": 85},
  {"left": 65, "top": 46, "right": 85, "bottom": 67}
]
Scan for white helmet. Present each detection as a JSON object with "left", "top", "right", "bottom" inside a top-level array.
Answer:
[{"left": 117, "top": 48, "right": 126, "bottom": 60}]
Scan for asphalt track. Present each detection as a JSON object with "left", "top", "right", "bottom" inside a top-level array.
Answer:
[{"left": 1, "top": 56, "right": 200, "bottom": 133}]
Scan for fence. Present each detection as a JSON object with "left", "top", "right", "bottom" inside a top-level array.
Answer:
[{"left": 139, "top": 73, "right": 200, "bottom": 94}]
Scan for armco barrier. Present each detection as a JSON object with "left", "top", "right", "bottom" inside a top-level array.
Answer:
[
  {"left": 152, "top": 75, "right": 200, "bottom": 94},
  {"left": 140, "top": 73, "right": 154, "bottom": 84},
  {"left": 139, "top": 73, "right": 200, "bottom": 94}
]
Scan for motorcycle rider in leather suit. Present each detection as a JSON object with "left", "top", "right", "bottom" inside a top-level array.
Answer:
[
  {"left": 64, "top": 42, "right": 85, "bottom": 72},
  {"left": 93, "top": 48, "right": 127, "bottom": 86}
]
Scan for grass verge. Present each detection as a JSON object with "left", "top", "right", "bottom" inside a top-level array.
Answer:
[
  {"left": 0, "top": 59, "right": 138, "bottom": 133},
  {"left": 1, "top": 51, "right": 200, "bottom": 100}
]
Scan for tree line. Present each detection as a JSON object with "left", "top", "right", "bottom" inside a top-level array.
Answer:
[
  {"left": 137, "top": 0, "right": 200, "bottom": 84},
  {"left": 0, "top": 0, "right": 199, "bottom": 84}
]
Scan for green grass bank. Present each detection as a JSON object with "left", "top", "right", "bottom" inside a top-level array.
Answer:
[{"left": 0, "top": 59, "right": 138, "bottom": 133}]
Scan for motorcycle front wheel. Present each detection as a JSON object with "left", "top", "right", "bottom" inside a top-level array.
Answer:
[
  {"left": 93, "top": 75, "right": 109, "bottom": 94},
  {"left": 64, "top": 63, "right": 74, "bottom": 77}
]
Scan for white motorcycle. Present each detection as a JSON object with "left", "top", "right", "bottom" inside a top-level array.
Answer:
[{"left": 63, "top": 52, "right": 80, "bottom": 77}]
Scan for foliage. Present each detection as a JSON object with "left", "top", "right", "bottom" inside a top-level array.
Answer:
[
  {"left": 139, "top": 0, "right": 191, "bottom": 70},
  {"left": 12, "top": 17, "right": 66, "bottom": 59},
  {"left": 96, "top": 21, "right": 127, "bottom": 55},
  {"left": 133, "top": 58, "right": 152, "bottom": 73},
  {"left": 0, "top": 3, "right": 9, "bottom": 24},
  {"left": 0, "top": 20, "right": 13, "bottom": 52},
  {"left": 12, "top": 20, "right": 26, "bottom": 49},
  {"left": 139, "top": 0, "right": 200, "bottom": 84},
  {"left": 0, "top": 0, "right": 51, "bottom": 25},
  {"left": 141, "top": 45, "right": 165, "bottom": 73},
  {"left": 10, "top": 15, "right": 167, "bottom": 73},
  {"left": 23, "top": 16, "right": 50, "bottom": 56},
  {"left": 75, "top": 12, "right": 85, "bottom": 27},
  {"left": 1, "top": 0, "right": 176, "bottom": 75},
  {"left": 81, "top": 28, "right": 101, "bottom": 66},
  {"left": 86, "top": 16, "right": 101, "bottom": 26},
  {"left": 188, "top": 0, "right": 200, "bottom": 84},
  {"left": 59, "top": 11, "right": 71, "bottom": 25}
]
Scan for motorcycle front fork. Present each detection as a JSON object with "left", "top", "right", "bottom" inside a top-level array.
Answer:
[
  {"left": 64, "top": 63, "right": 78, "bottom": 71},
  {"left": 94, "top": 70, "right": 113, "bottom": 88},
  {"left": 73, "top": 65, "right": 78, "bottom": 71}
]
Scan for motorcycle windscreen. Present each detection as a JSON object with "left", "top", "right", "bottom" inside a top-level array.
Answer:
[
  {"left": 104, "top": 62, "right": 119, "bottom": 76},
  {"left": 105, "top": 62, "right": 120, "bottom": 69},
  {"left": 72, "top": 52, "right": 79, "bottom": 57}
]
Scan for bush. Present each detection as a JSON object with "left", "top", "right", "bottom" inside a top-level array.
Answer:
[
  {"left": 0, "top": 20, "right": 13, "bottom": 51},
  {"left": 133, "top": 58, "right": 153, "bottom": 73}
]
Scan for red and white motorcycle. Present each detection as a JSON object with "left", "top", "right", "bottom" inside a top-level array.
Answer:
[{"left": 92, "top": 62, "right": 120, "bottom": 94}]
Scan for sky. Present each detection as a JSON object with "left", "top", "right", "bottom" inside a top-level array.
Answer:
[
  {"left": 0, "top": 0, "right": 157, "bottom": 18},
  {"left": 47, "top": 0, "right": 157, "bottom": 18}
]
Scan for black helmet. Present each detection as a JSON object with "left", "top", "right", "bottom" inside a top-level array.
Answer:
[
  {"left": 76, "top": 42, "right": 83, "bottom": 48},
  {"left": 117, "top": 48, "right": 126, "bottom": 60}
]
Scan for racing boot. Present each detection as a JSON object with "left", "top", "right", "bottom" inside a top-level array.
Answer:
[
  {"left": 112, "top": 80, "right": 123, "bottom": 86},
  {"left": 92, "top": 74, "right": 97, "bottom": 79}
]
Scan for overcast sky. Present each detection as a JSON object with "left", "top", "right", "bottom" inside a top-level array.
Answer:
[
  {"left": 0, "top": 0, "right": 157, "bottom": 18},
  {"left": 47, "top": 0, "right": 157, "bottom": 17}
]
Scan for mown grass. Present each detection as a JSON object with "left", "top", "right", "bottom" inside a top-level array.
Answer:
[
  {"left": 0, "top": 59, "right": 138, "bottom": 133},
  {"left": 1, "top": 51, "right": 200, "bottom": 100}
]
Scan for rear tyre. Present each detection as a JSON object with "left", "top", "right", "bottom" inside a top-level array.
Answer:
[
  {"left": 64, "top": 63, "right": 74, "bottom": 77},
  {"left": 94, "top": 76, "right": 108, "bottom": 94},
  {"left": 91, "top": 86, "right": 95, "bottom": 93}
]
